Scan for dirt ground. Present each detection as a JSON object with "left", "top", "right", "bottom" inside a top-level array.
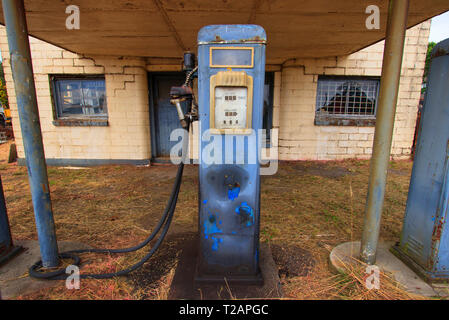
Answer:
[{"left": 0, "top": 139, "right": 429, "bottom": 300}]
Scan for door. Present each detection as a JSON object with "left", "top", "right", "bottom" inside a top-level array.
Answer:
[{"left": 149, "top": 73, "right": 187, "bottom": 160}]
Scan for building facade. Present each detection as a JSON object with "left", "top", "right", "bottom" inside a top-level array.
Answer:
[{"left": 0, "top": 21, "right": 430, "bottom": 165}]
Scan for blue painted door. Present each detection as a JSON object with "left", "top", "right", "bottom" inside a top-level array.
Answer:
[{"left": 149, "top": 73, "right": 187, "bottom": 159}]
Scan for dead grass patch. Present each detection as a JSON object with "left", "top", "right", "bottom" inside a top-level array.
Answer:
[{"left": 0, "top": 156, "right": 421, "bottom": 300}]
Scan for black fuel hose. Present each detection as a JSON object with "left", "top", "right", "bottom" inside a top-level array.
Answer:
[{"left": 29, "top": 120, "right": 190, "bottom": 280}]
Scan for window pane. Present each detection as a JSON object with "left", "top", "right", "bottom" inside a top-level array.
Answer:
[
  {"left": 54, "top": 78, "right": 107, "bottom": 118},
  {"left": 211, "top": 48, "right": 253, "bottom": 67},
  {"left": 57, "top": 80, "right": 83, "bottom": 116},
  {"left": 315, "top": 77, "right": 379, "bottom": 117},
  {"left": 81, "top": 80, "right": 107, "bottom": 115}
]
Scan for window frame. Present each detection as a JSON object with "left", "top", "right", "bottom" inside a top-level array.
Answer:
[
  {"left": 314, "top": 75, "right": 380, "bottom": 127},
  {"left": 50, "top": 74, "right": 109, "bottom": 127}
]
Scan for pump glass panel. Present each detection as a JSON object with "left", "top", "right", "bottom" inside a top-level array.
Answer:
[
  {"left": 210, "top": 48, "right": 254, "bottom": 68},
  {"left": 214, "top": 86, "right": 247, "bottom": 129}
]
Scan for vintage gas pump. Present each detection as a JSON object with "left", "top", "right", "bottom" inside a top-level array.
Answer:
[
  {"left": 28, "top": 25, "right": 267, "bottom": 285},
  {"left": 195, "top": 25, "right": 266, "bottom": 283}
]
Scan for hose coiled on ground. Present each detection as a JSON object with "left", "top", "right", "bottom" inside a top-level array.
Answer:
[{"left": 29, "top": 120, "right": 191, "bottom": 280}]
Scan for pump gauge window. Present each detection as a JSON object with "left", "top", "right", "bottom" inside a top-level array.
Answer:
[{"left": 214, "top": 87, "right": 248, "bottom": 130}]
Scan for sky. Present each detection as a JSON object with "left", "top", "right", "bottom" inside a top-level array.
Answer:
[{"left": 429, "top": 10, "right": 449, "bottom": 43}]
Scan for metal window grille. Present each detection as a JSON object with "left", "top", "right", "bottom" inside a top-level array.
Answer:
[{"left": 315, "top": 77, "right": 380, "bottom": 118}]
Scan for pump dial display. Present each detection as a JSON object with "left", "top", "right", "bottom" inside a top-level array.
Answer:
[{"left": 214, "top": 86, "right": 247, "bottom": 129}]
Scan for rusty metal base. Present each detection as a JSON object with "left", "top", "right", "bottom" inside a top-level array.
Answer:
[
  {"left": 194, "top": 268, "right": 264, "bottom": 286},
  {"left": 390, "top": 243, "right": 449, "bottom": 284},
  {"left": 0, "top": 245, "right": 24, "bottom": 267}
]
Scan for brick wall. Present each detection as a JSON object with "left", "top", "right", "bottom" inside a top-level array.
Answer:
[
  {"left": 276, "top": 21, "right": 430, "bottom": 160},
  {"left": 0, "top": 27, "right": 151, "bottom": 163}
]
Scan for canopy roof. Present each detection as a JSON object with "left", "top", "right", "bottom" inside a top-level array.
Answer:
[{"left": 0, "top": 0, "right": 447, "bottom": 64}]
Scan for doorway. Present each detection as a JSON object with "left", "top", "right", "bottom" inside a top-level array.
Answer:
[{"left": 148, "top": 73, "right": 187, "bottom": 161}]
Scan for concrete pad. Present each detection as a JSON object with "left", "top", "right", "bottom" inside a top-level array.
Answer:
[
  {"left": 330, "top": 241, "right": 438, "bottom": 297},
  {"left": 168, "top": 236, "right": 283, "bottom": 299},
  {"left": 0, "top": 240, "right": 89, "bottom": 300},
  {"left": 431, "top": 283, "right": 449, "bottom": 297}
]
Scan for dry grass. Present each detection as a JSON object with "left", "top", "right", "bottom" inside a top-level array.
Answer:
[
  {"left": 281, "top": 242, "right": 427, "bottom": 300},
  {"left": 0, "top": 140, "right": 425, "bottom": 300},
  {"left": 282, "top": 260, "right": 426, "bottom": 300},
  {"left": 259, "top": 159, "right": 420, "bottom": 300}
]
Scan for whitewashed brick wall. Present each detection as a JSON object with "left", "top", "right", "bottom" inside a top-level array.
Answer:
[
  {"left": 276, "top": 21, "right": 430, "bottom": 160},
  {"left": 0, "top": 27, "right": 151, "bottom": 162}
]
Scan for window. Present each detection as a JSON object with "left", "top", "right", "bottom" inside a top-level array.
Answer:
[
  {"left": 315, "top": 76, "right": 380, "bottom": 126},
  {"left": 51, "top": 75, "right": 108, "bottom": 126}
]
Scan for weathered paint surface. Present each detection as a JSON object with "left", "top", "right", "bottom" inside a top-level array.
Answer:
[
  {"left": 396, "top": 38, "right": 449, "bottom": 281},
  {"left": 203, "top": 212, "right": 223, "bottom": 252},
  {"left": 227, "top": 185, "right": 240, "bottom": 201},
  {"left": 360, "top": 0, "right": 409, "bottom": 265},
  {"left": 2, "top": 0, "right": 59, "bottom": 267},
  {"left": 235, "top": 202, "right": 255, "bottom": 227},
  {"left": 197, "top": 25, "right": 265, "bottom": 281}
]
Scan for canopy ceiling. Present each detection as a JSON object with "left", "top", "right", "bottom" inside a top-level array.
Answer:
[{"left": 0, "top": 0, "right": 447, "bottom": 64}]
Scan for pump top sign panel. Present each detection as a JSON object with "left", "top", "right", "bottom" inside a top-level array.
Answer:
[{"left": 197, "top": 25, "right": 266, "bottom": 284}]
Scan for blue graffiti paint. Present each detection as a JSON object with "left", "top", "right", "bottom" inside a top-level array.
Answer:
[
  {"left": 212, "top": 238, "right": 224, "bottom": 251},
  {"left": 202, "top": 198, "right": 226, "bottom": 251},
  {"left": 228, "top": 186, "right": 240, "bottom": 201},
  {"left": 203, "top": 214, "right": 223, "bottom": 251},
  {"left": 235, "top": 202, "right": 255, "bottom": 227},
  {"left": 211, "top": 238, "right": 220, "bottom": 251}
]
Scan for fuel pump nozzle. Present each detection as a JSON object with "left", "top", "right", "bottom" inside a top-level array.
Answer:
[
  {"left": 170, "top": 85, "right": 194, "bottom": 129},
  {"left": 169, "top": 52, "right": 198, "bottom": 128}
]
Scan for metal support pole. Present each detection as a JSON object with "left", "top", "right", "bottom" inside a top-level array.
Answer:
[
  {"left": 1, "top": 0, "right": 59, "bottom": 267},
  {"left": 360, "top": 0, "right": 409, "bottom": 264}
]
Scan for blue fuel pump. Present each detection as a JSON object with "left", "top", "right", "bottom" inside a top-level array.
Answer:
[
  {"left": 392, "top": 39, "right": 449, "bottom": 282},
  {"left": 196, "top": 25, "right": 267, "bottom": 284},
  {"left": 28, "top": 25, "right": 268, "bottom": 286}
]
